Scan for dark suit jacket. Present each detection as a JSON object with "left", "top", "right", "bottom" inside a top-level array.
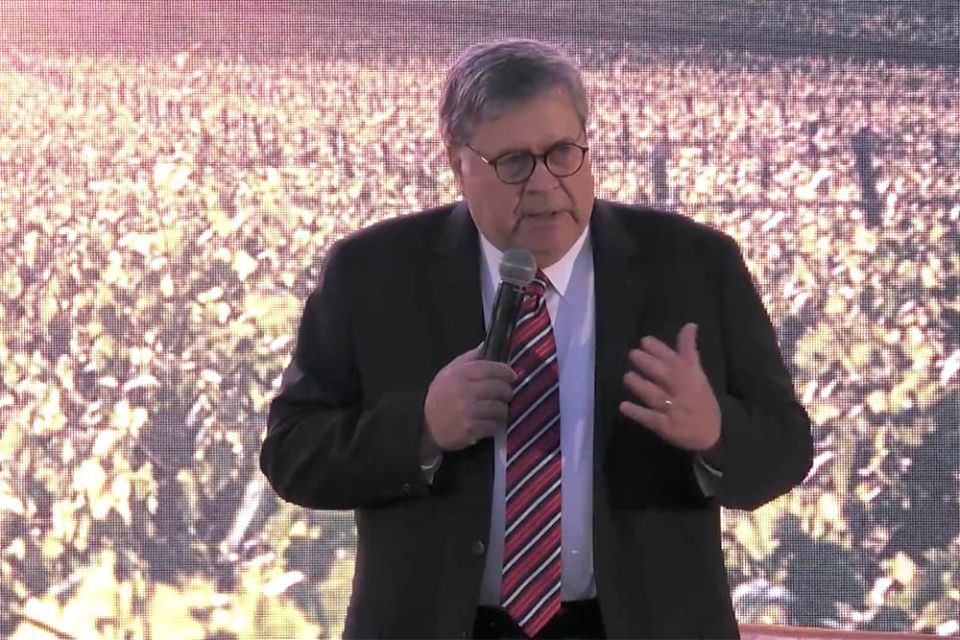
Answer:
[{"left": 260, "top": 200, "right": 814, "bottom": 639}]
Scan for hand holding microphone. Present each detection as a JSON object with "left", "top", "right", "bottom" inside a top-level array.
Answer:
[{"left": 422, "top": 249, "right": 536, "bottom": 455}]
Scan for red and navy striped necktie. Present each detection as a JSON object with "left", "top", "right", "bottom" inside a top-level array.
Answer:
[{"left": 500, "top": 270, "right": 562, "bottom": 637}]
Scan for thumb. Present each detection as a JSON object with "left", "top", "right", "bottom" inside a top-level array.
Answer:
[
  {"left": 455, "top": 342, "right": 486, "bottom": 362},
  {"left": 678, "top": 323, "right": 700, "bottom": 366}
]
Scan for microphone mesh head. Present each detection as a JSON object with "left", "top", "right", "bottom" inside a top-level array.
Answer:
[{"left": 499, "top": 248, "right": 537, "bottom": 286}]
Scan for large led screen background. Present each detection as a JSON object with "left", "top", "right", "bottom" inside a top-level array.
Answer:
[{"left": 0, "top": 1, "right": 957, "bottom": 638}]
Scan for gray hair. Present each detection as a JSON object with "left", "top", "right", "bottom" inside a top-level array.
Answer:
[{"left": 439, "top": 39, "right": 589, "bottom": 146}]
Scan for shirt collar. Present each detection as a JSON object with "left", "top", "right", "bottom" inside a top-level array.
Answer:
[{"left": 478, "top": 225, "right": 590, "bottom": 300}]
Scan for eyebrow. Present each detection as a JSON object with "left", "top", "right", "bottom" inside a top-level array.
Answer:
[{"left": 488, "top": 134, "right": 582, "bottom": 160}]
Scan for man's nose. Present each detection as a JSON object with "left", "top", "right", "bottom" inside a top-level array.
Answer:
[{"left": 524, "top": 157, "right": 560, "bottom": 191}]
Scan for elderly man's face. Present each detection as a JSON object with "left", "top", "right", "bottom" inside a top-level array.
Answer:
[{"left": 446, "top": 86, "right": 595, "bottom": 268}]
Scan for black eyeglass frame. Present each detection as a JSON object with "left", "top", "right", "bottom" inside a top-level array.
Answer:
[{"left": 465, "top": 141, "right": 590, "bottom": 185}]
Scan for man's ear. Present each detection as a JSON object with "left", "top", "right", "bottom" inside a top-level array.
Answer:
[{"left": 445, "top": 144, "right": 463, "bottom": 191}]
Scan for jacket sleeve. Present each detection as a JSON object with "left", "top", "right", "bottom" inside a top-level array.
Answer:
[
  {"left": 711, "top": 235, "right": 814, "bottom": 510},
  {"left": 259, "top": 241, "right": 434, "bottom": 510}
]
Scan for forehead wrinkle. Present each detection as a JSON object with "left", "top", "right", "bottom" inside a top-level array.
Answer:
[{"left": 495, "top": 134, "right": 583, "bottom": 159}]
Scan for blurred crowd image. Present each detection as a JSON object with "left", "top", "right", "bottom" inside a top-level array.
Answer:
[{"left": 0, "top": 1, "right": 957, "bottom": 638}]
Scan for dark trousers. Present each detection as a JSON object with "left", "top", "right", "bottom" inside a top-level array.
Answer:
[{"left": 473, "top": 600, "right": 605, "bottom": 639}]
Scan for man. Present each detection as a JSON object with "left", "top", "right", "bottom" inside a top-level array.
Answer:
[{"left": 260, "top": 39, "right": 813, "bottom": 639}]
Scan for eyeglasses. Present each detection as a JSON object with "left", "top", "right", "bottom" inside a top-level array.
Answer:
[{"left": 465, "top": 141, "right": 590, "bottom": 185}]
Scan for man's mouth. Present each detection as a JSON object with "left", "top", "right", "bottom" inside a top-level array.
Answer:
[{"left": 523, "top": 210, "right": 566, "bottom": 219}]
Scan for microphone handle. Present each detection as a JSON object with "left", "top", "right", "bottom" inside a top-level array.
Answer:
[{"left": 482, "top": 282, "right": 526, "bottom": 362}]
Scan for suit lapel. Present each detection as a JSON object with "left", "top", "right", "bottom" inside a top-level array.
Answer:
[
  {"left": 591, "top": 203, "right": 715, "bottom": 509},
  {"left": 427, "top": 201, "right": 486, "bottom": 373},
  {"left": 426, "top": 202, "right": 496, "bottom": 501},
  {"left": 591, "top": 201, "right": 655, "bottom": 456}
]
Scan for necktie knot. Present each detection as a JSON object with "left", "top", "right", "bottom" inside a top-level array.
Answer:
[{"left": 525, "top": 270, "right": 550, "bottom": 299}]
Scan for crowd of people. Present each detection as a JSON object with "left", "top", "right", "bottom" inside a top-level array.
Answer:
[{"left": 0, "top": 37, "right": 957, "bottom": 638}]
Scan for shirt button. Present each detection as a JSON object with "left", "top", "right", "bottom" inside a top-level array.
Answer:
[
  {"left": 401, "top": 483, "right": 412, "bottom": 494},
  {"left": 471, "top": 540, "right": 486, "bottom": 555}
]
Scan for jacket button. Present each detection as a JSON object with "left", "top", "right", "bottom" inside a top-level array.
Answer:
[
  {"left": 401, "top": 483, "right": 412, "bottom": 494},
  {"left": 471, "top": 540, "right": 486, "bottom": 555}
]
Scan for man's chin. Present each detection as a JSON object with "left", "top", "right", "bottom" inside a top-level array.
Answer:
[{"left": 514, "top": 236, "right": 577, "bottom": 268}]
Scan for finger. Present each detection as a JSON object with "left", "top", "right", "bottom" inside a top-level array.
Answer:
[
  {"left": 619, "top": 400, "right": 669, "bottom": 436},
  {"left": 464, "top": 361, "right": 517, "bottom": 383},
  {"left": 622, "top": 371, "right": 671, "bottom": 410},
  {"left": 475, "top": 379, "right": 514, "bottom": 403},
  {"left": 677, "top": 323, "right": 700, "bottom": 367},
  {"left": 628, "top": 348, "right": 673, "bottom": 391},
  {"left": 473, "top": 398, "right": 509, "bottom": 423},
  {"left": 640, "top": 334, "right": 680, "bottom": 364},
  {"left": 469, "top": 419, "right": 503, "bottom": 443},
  {"left": 450, "top": 343, "right": 485, "bottom": 365}
]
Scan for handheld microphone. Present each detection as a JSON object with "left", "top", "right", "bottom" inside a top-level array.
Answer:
[{"left": 482, "top": 248, "right": 537, "bottom": 362}]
